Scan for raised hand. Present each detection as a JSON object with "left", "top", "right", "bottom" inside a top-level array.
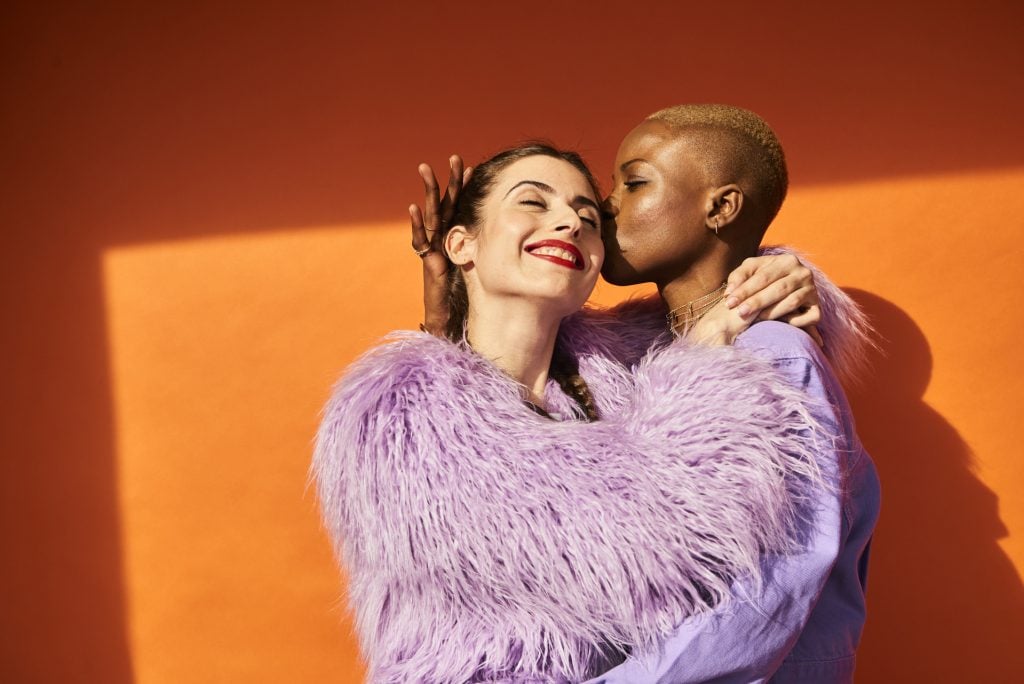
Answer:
[{"left": 409, "top": 155, "right": 471, "bottom": 337}]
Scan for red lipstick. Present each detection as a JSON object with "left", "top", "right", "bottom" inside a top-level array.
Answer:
[{"left": 524, "top": 240, "right": 585, "bottom": 270}]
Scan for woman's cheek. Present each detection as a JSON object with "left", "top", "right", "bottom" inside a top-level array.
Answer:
[{"left": 631, "top": 195, "right": 660, "bottom": 231}]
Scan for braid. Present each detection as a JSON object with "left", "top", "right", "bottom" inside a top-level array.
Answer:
[{"left": 550, "top": 342, "right": 599, "bottom": 422}]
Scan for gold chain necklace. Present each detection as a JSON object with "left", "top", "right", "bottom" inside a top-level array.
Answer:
[{"left": 666, "top": 282, "right": 728, "bottom": 331}]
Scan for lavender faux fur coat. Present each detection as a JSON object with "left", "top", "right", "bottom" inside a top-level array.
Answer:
[{"left": 311, "top": 277, "right": 872, "bottom": 683}]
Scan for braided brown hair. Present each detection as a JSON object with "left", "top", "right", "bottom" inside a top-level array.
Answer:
[{"left": 441, "top": 143, "right": 600, "bottom": 422}]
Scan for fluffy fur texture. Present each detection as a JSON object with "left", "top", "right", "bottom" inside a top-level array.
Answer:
[
  {"left": 313, "top": 327, "right": 832, "bottom": 683},
  {"left": 572, "top": 246, "right": 875, "bottom": 387}
]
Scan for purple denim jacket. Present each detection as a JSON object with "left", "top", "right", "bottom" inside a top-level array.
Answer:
[{"left": 586, "top": 321, "right": 881, "bottom": 684}]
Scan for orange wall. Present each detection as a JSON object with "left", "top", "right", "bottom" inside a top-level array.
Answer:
[{"left": 2, "top": 2, "right": 1022, "bottom": 682}]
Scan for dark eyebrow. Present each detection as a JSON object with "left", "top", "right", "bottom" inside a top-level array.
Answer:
[
  {"left": 504, "top": 179, "right": 599, "bottom": 211},
  {"left": 504, "top": 180, "right": 554, "bottom": 197}
]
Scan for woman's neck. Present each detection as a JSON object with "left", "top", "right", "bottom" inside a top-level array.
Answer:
[
  {"left": 466, "top": 297, "right": 562, "bottom": 406},
  {"left": 658, "top": 249, "right": 743, "bottom": 322}
]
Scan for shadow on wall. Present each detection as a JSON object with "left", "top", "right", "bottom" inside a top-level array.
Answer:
[
  {"left": 2, "top": 246, "right": 133, "bottom": 683},
  {"left": 846, "top": 290, "right": 1024, "bottom": 682}
]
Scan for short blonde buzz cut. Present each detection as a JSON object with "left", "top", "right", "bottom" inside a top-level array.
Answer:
[{"left": 647, "top": 104, "right": 789, "bottom": 225}]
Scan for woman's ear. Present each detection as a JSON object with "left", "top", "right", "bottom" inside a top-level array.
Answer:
[
  {"left": 444, "top": 225, "right": 476, "bottom": 265},
  {"left": 705, "top": 184, "right": 744, "bottom": 231}
]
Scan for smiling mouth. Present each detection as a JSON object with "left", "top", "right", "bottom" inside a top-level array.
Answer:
[{"left": 524, "top": 240, "right": 585, "bottom": 270}]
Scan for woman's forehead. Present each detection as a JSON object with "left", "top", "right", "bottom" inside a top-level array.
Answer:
[
  {"left": 617, "top": 121, "right": 705, "bottom": 170},
  {"left": 495, "top": 156, "right": 595, "bottom": 199}
]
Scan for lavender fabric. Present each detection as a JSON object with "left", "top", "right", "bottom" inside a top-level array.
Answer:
[
  {"left": 313, "top": 247, "right": 877, "bottom": 682},
  {"left": 583, "top": 321, "right": 881, "bottom": 684},
  {"left": 313, "top": 328, "right": 832, "bottom": 682}
]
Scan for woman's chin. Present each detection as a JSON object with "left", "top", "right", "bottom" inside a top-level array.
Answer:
[{"left": 539, "top": 290, "right": 593, "bottom": 318}]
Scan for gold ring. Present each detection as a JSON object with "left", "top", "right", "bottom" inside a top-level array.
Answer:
[{"left": 413, "top": 245, "right": 431, "bottom": 258}]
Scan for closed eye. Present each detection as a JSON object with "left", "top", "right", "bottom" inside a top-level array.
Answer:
[
  {"left": 519, "top": 199, "right": 546, "bottom": 208},
  {"left": 625, "top": 180, "right": 646, "bottom": 192},
  {"left": 580, "top": 214, "right": 598, "bottom": 228}
]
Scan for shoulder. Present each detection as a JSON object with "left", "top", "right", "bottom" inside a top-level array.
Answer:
[
  {"left": 736, "top": 321, "right": 823, "bottom": 362},
  {"left": 318, "top": 330, "right": 514, "bottom": 434},
  {"left": 347, "top": 329, "right": 477, "bottom": 375},
  {"left": 312, "top": 331, "right": 520, "bottom": 513},
  {"left": 333, "top": 330, "right": 489, "bottom": 396},
  {"left": 736, "top": 322, "right": 845, "bottom": 411}
]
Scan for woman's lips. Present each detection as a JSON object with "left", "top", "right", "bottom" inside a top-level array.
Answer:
[{"left": 524, "top": 240, "right": 585, "bottom": 270}]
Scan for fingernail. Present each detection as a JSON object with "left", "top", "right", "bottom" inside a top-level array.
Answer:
[
  {"left": 724, "top": 285, "right": 734, "bottom": 296},
  {"left": 725, "top": 296, "right": 739, "bottom": 309},
  {"left": 738, "top": 304, "right": 751, "bottom": 317}
]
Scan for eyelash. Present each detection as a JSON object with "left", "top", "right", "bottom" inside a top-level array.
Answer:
[
  {"left": 625, "top": 180, "right": 646, "bottom": 192},
  {"left": 520, "top": 199, "right": 598, "bottom": 228}
]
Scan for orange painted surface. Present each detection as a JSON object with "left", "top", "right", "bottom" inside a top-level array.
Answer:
[{"left": 3, "top": 2, "right": 1023, "bottom": 682}]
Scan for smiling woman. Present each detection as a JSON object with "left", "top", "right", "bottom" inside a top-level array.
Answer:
[
  {"left": 436, "top": 144, "right": 605, "bottom": 414},
  {"left": 309, "top": 143, "right": 856, "bottom": 682}
]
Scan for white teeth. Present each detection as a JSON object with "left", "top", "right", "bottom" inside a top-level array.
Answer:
[{"left": 530, "top": 246, "right": 579, "bottom": 265}]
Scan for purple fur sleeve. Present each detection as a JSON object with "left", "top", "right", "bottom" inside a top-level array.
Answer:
[{"left": 312, "top": 331, "right": 830, "bottom": 683}]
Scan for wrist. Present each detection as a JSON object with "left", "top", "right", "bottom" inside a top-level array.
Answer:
[
  {"left": 686, "top": 317, "right": 730, "bottom": 347},
  {"left": 419, "top": 318, "right": 445, "bottom": 337}
]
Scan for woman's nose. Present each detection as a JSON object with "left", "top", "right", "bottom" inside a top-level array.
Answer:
[
  {"left": 554, "top": 219, "right": 582, "bottom": 238},
  {"left": 553, "top": 206, "right": 584, "bottom": 236}
]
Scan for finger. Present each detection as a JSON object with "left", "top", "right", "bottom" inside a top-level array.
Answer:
[
  {"left": 724, "top": 257, "right": 760, "bottom": 302},
  {"left": 440, "top": 155, "right": 465, "bottom": 225},
  {"left": 725, "top": 254, "right": 804, "bottom": 307},
  {"left": 735, "top": 276, "right": 800, "bottom": 318},
  {"left": 463, "top": 166, "right": 473, "bottom": 185},
  {"left": 754, "top": 287, "right": 819, "bottom": 322},
  {"left": 409, "top": 204, "right": 430, "bottom": 252},
  {"left": 776, "top": 305, "right": 821, "bottom": 329},
  {"left": 418, "top": 163, "right": 442, "bottom": 231}
]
